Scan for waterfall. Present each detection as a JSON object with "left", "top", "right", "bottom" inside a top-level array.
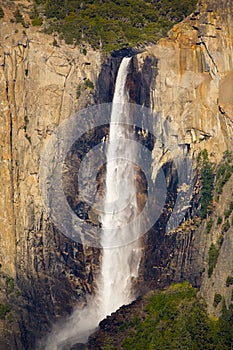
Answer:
[
  {"left": 98, "top": 56, "right": 141, "bottom": 316},
  {"left": 41, "top": 57, "right": 142, "bottom": 350}
]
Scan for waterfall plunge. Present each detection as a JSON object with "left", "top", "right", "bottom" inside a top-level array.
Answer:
[
  {"left": 42, "top": 57, "right": 142, "bottom": 350},
  {"left": 99, "top": 57, "right": 141, "bottom": 316}
]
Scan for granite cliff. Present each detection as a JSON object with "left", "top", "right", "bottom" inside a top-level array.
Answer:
[
  {"left": 0, "top": 10, "right": 102, "bottom": 348},
  {"left": 0, "top": 0, "right": 233, "bottom": 348},
  {"left": 136, "top": 0, "right": 233, "bottom": 311}
]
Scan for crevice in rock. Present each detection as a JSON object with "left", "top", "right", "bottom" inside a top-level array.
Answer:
[
  {"left": 58, "top": 61, "right": 73, "bottom": 125},
  {"left": 218, "top": 105, "right": 232, "bottom": 120},
  {"left": 198, "top": 36, "right": 218, "bottom": 76},
  {"left": 3, "top": 55, "right": 17, "bottom": 256}
]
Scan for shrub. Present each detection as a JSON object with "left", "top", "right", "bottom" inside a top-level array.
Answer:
[
  {"left": 226, "top": 276, "right": 233, "bottom": 287},
  {"left": 0, "top": 304, "right": 11, "bottom": 319},
  {"left": 6, "top": 276, "right": 14, "bottom": 292},
  {"left": 84, "top": 79, "right": 94, "bottom": 90},
  {"left": 29, "top": 4, "right": 39, "bottom": 20},
  {"left": 217, "top": 235, "right": 224, "bottom": 247},
  {"left": 222, "top": 220, "right": 230, "bottom": 233},
  {"left": 213, "top": 293, "right": 222, "bottom": 307},
  {"left": 76, "top": 84, "right": 81, "bottom": 99},
  {"left": 15, "top": 290, "right": 21, "bottom": 297},
  {"left": 208, "top": 243, "right": 219, "bottom": 277},
  {"left": 32, "top": 17, "right": 43, "bottom": 26},
  {"left": 216, "top": 151, "right": 233, "bottom": 194},
  {"left": 52, "top": 38, "right": 59, "bottom": 47},
  {"left": 224, "top": 202, "right": 233, "bottom": 219},
  {"left": 14, "top": 8, "right": 24, "bottom": 24},
  {"left": 217, "top": 216, "right": 222, "bottom": 225},
  {"left": 224, "top": 209, "right": 231, "bottom": 219},
  {"left": 206, "top": 219, "right": 213, "bottom": 233}
]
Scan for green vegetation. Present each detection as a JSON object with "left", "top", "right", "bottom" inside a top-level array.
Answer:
[
  {"left": 33, "top": 0, "right": 197, "bottom": 51},
  {"left": 97, "top": 283, "right": 233, "bottom": 350},
  {"left": 217, "top": 216, "right": 223, "bottom": 225},
  {"left": 216, "top": 151, "right": 233, "bottom": 195},
  {"left": 222, "top": 220, "right": 230, "bottom": 233},
  {"left": 217, "top": 234, "right": 224, "bottom": 247},
  {"left": 0, "top": 303, "right": 11, "bottom": 319},
  {"left": 224, "top": 209, "right": 231, "bottom": 219},
  {"left": 198, "top": 150, "right": 214, "bottom": 218},
  {"left": 122, "top": 283, "right": 213, "bottom": 350},
  {"left": 203, "top": 151, "right": 233, "bottom": 279},
  {"left": 6, "top": 276, "right": 14, "bottom": 292},
  {"left": 14, "top": 7, "right": 24, "bottom": 24},
  {"left": 213, "top": 293, "right": 222, "bottom": 307},
  {"left": 15, "top": 289, "right": 21, "bottom": 297},
  {"left": 224, "top": 202, "right": 233, "bottom": 219},
  {"left": 53, "top": 38, "right": 59, "bottom": 47},
  {"left": 76, "top": 79, "right": 94, "bottom": 99},
  {"left": 226, "top": 276, "right": 233, "bottom": 287},
  {"left": 208, "top": 243, "right": 219, "bottom": 277},
  {"left": 206, "top": 218, "right": 213, "bottom": 233},
  {"left": 102, "top": 337, "right": 115, "bottom": 350},
  {"left": 32, "top": 17, "right": 43, "bottom": 26},
  {"left": 84, "top": 78, "right": 94, "bottom": 90},
  {"left": 29, "top": 3, "right": 40, "bottom": 20},
  {"left": 216, "top": 301, "right": 233, "bottom": 349},
  {"left": 76, "top": 84, "right": 81, "bottom": 99}
]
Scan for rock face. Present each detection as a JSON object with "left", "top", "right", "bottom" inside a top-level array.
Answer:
[
  {"left": 1, "top": 0, "right": 233, "bottom": 348},
  {"left": 0, "top": 19, "right": 102, "bottom": 349},
  {"left": 139, "top": 0, "right": 233, "bottom": 161},
  {"left": 134, "top": 0, "right": 233, "bottom": 313}
]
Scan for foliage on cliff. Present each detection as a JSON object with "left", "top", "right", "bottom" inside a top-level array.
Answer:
[
  {"left": 198, "top": 149, "right": 214, "bottom": 218},
  {"left": 92, "top": 283, "right": 233, "bottom": 350},
  {"left": 33, "top": 0, "right": 197, "bottom": 51}
]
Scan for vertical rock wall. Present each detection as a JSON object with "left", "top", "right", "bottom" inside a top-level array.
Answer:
[
  {"left": 0, "top": 22, "right": 102, "bottom": 348},
  {"left": 136, "top": 0, "right": 233, "bottom": 308}
]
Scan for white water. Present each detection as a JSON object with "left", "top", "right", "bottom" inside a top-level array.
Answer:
[
  {"left": 99, "top": 56, "right": 141, "bottom": 316},
  {"left": 41, "top": 57, "right": 142, "bottom": 350}
]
